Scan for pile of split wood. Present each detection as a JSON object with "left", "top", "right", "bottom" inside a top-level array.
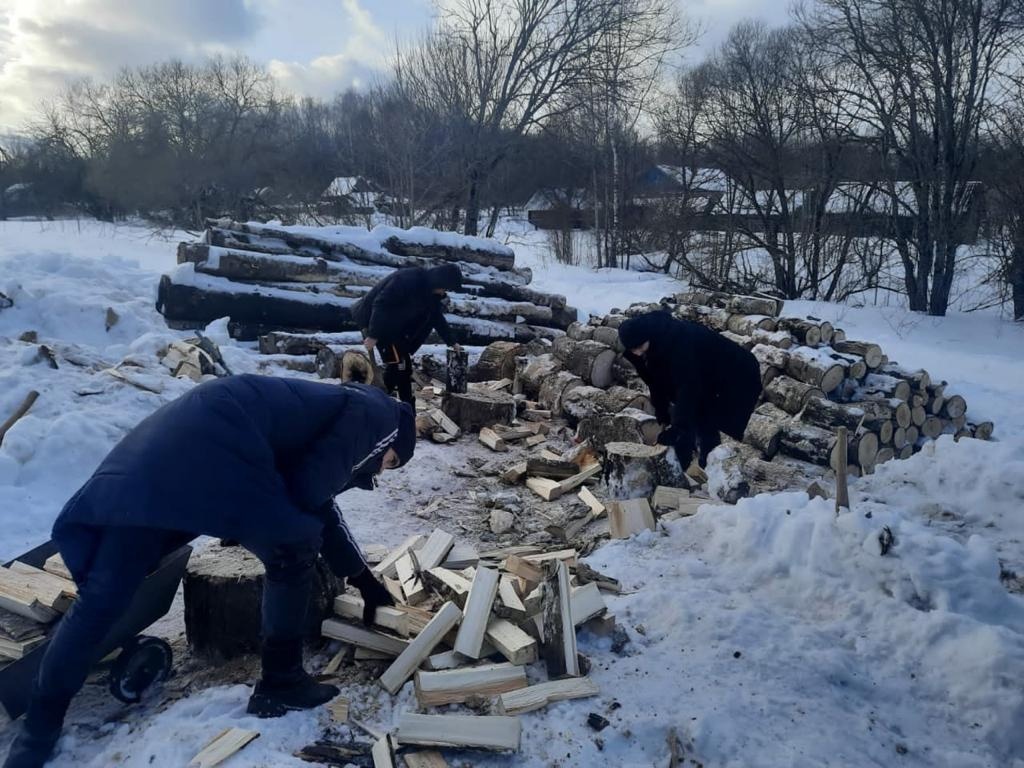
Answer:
[
  {"left": 0, "top": 554, "right": 76, "bottom": 664},
  {"left": 157, "top": 219, "right": 577, "bottom": 343},
  {"left": 319, "top": 533, "right": 620, "bottom": 761}
]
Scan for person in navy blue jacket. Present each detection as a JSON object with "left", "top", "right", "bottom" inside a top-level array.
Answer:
[
  {"left": 351, "top": 264, "right": 463, "bottom": 404},
  {"left": 618, "top": 311, "right": 761, "bottom": 469},
  {"left": 4, "top": 375, "right": 416, "bottom": 768}
]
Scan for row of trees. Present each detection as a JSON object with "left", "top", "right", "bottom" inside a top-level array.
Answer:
[{"left": 2, "top": 0, "right": 1023, "bottom": 318}]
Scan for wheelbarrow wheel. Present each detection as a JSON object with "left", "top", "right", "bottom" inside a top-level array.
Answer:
[{"left": 108, "top": 635, "right": 173, "bottom": 704}]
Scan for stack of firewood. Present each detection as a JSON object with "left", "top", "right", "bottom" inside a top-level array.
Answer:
[
  {"left": 319, "top": 532, "right": 618, "bottom": 760},
  {"left": 156, "top": 219, "right": 577, "bottom": 343},
  {"left": 245, "top": 286, "right": 994, "bottom": 502},
  {"left": 0, "top": 555, "right": 76, "bottom": 664}
]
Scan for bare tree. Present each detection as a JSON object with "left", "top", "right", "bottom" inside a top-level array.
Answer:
[
  {"left": 985, "top": 87, "right": 1024, "bottom": 320},
  {"left": 394, "top": 0, "right": 690, "bottom": 236},
  {"left": 807, "top": 0, "right": 1024, "bottom": 315}
]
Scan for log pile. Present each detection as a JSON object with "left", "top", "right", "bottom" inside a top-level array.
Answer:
[
  {"left": 157, "top": 219, "right": 577, "bottom": 343},
  {"left": 319, "top": 531, "right": 616, "bottom": 759},
  {"left": 634, "top": 290, "right": 994, "bottom": 497},
  {"left": 456, "top": 287, "right": 993, "bottom": 502}
]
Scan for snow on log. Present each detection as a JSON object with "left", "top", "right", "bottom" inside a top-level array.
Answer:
[
  {"left": 832, "top": 340, "right": 883, "bottom": 369},
  {"left": 800, "top": 396, "right": 865, "bottom": 431},
  {"left": 158, "top": 268, "right": 356, "bottom": 331},
  {"left": 785, "top": 347, "right": 846, "bottom": 394},
  {"left": 776, "top": 318, "right": 822, "bottom": 346}
]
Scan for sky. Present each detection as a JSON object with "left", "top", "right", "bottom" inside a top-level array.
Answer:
[{"left": 0, "top": 0, "right": 783, "bottom": 135}]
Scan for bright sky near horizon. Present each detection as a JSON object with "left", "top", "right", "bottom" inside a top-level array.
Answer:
[{"left": 0, "top": 0, "right": 783, "bottom": 134}]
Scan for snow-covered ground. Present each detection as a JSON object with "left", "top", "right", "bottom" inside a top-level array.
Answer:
[{"left": 1, "top": 219, "right": 1022, "bottom": 767}]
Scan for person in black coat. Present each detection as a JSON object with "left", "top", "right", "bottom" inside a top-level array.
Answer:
[
  {"left": 4, "top": 375, "right": 416, "bottom": 768},
  {"left": 618, "top": 311, "right": 761, "bottom": 469},
  {"left": 351, "top": 264, "right": 464, "bottom": 404}
]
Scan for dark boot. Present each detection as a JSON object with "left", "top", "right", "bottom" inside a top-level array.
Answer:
[
  {"left": 246, "top": 637, "right": 338, "bottom": 718},
  {"left": 3, "top": 697, "right": 67, "bottom": 768}
]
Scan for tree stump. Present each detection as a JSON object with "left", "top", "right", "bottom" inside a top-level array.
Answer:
[
  {"left": 577, "top": 408, "right": 661, "bottom": 451},
  {"left": 471, "top": 341, "right": 524, "bottom": 383},
  {"left": 603, "top": 442, "right": 688, "bottom": 500},
  {"left": 442, "top": 390, "right": 516, "bottom": 432},
  {"left": 183, "top": 543, "right": 341, "bottom": 660},
  {"left": 446, "top": 346, "right": 468, "bottom": 394},
  {"left": 710, "top": 443, "right": 820, "bottom": 504}
]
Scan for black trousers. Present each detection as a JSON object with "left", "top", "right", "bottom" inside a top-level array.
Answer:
[
  {"left": 22, "top": 526, "right": 316, "bottom": 735},
  {"left": 379, "top": 343, "right": 414, "bottom": 406}
]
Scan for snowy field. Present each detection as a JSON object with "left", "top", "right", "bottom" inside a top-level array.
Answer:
[{"left": 1, "top": 219, "right": 1023, "bottom": 767}]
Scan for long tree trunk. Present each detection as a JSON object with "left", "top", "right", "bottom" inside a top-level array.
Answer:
[
  {"left": 464, "top": 169, "right": 480, "bottom": 237},
  {"left": 1012, "top": 238, "right": 1024, "bottom": 321}
]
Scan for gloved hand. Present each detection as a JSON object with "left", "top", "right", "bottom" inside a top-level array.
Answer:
[
  {"left": 656, "top": 426, "right": 679, "bottom": 446},
  {"left": 347, "top": 568, "right": 395, "bottom": 626}
]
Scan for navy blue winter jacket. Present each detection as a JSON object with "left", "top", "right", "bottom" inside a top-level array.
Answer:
[{"left": 52, "top": 375, "right": 404, "bottom": 582}]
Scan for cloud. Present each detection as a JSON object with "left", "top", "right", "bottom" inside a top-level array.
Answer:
[
  {"left": 266, "top": 0, "right": 390, "bottom": 99},
  {"left": 0, "top": 0, "right": 264, "bottom": 131}
]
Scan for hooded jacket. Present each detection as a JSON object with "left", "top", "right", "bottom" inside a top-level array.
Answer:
[
  {"left": 619, "top": 311, "right": 761, "bottom": 440},
  {"left": 351, "top": 265, "right": 462, "bottom": 353},
  {"left": 52, "top": 375, "right": 415, "bottom": 581}
]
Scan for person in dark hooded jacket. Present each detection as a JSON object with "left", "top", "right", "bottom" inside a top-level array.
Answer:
[
  {"left": 4, "top": 375, "right": 416, "bottom": 768},
  {"left": 351, "top": 264, "right": 463, "bottom": 404},
  {"left": 618, "top": 311, "right": 761, "bottom": 469}
]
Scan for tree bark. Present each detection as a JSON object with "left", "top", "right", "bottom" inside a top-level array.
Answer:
[
  {"left": 538, "top": 371, "right": 584, "bottom": 415},
  {"left": 764, "top": 376, "right": 824, "bottom": 414},
  {"left": 551, "top": 338, "right": 617, "bottom": 388},
  {"left": 603, "top": 442, "right": 688, "bottom": 500},
  {"left": 441, "top": 390, "right": 516, "bottom": 432},
  {"left": 577, "top": 408, "right": 661, "bottom": 451},
  {"left": 471, "top": 341, "right": 525, "bottom": 383},
  {"left": 519, "top": 355, "right": 564, "bottom": 399},
  {"left": 447, "top": 346, "right": 469, "bottom": 394}
]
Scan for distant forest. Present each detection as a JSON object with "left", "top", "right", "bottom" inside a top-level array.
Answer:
[{"left": 2, "top": 0, "right": 1023, "bottom": 318}]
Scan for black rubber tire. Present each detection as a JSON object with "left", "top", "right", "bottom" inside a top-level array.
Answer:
[{"left": 108, "top": 635, "right": 173, "bottom": 704}]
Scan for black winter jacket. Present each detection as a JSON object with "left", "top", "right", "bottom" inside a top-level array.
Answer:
[
  {"left": 351, "top": 267, "right": 458, "bottom": 353},
  {"left": 619, "top": 311, "right": 761, "bottom": 440}
]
